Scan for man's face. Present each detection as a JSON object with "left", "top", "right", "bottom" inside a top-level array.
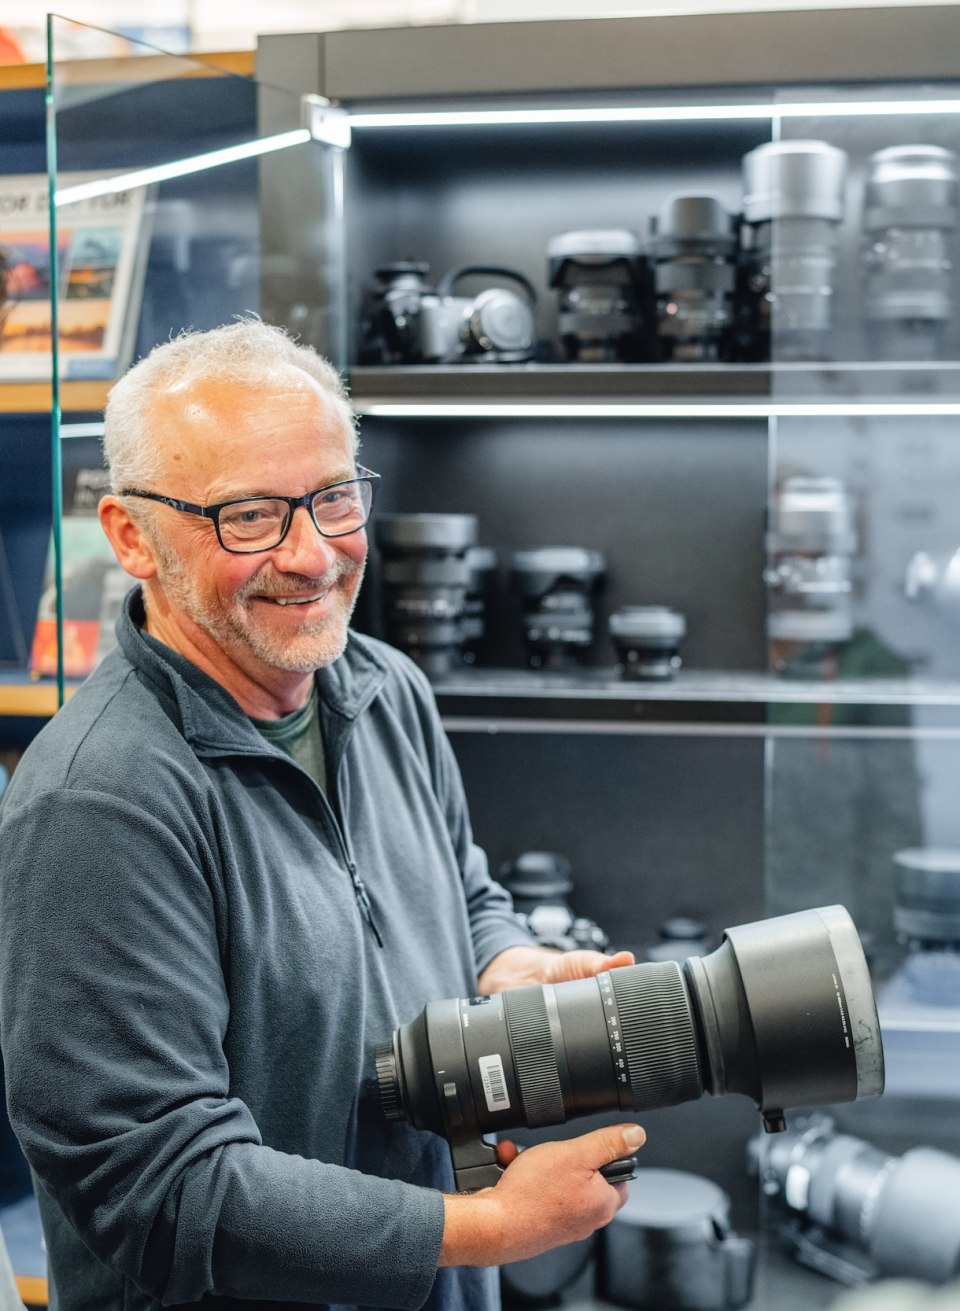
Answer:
[{"left": 142, "top": 367, "right": 367, "bottom": 688}]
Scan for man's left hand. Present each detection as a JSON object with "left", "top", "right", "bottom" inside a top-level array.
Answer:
[{"left": 477, "top": 945, "right": 635, "bottom": 995}]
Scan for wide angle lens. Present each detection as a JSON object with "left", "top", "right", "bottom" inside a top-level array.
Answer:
[{"left": 376, "top": 905, "right": 883, "bottom": 1190}]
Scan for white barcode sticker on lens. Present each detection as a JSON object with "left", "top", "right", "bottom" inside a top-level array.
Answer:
[{"left": 478, "top": 1054, "right": 510, "bottom": 1112}]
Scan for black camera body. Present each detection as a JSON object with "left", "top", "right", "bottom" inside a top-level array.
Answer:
[{"left": 360, "top": 262, "right": 537, "bottom": 364}]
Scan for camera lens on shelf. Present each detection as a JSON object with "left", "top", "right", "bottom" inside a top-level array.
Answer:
[
  {"left": 890, "top": 847, "right": 960, "bottom": 1006},
  {"left": 904, "top": 547, "right": 960, "bottom": 611},
  {"left": 547, "top": 230, "right": 649, "bottom": 362},
  {"left": 650, "top": 195, "right": 738, "bottom": 362},
  {"left": 643, "top": 916, "right": 714, "bottom": 963},
  {"left": 758, "top": 1116, "right": 960, "bottom": 1286},
  {"left": 375, "top": 512, "right": 478, "bottom": 676},
  {"left": 599, "top": 1170, "right": 755, "bottom": 1311},
  {"left": 511, "top": 546, "right": 607, "bottom": 670},
  {"left": 739, "top": 140, "right": 848, "bottom": 361},
  {"left": 499, "top": 850, "right": 610, "bottom": 953},
  {"left": 765, "top": 475, "right": 857, "bottom": 672},
  {"left": 461, "top": 545, "right": 497, "bottom": 664},
  {"left": 609, "top": 605, "right": 687, "bottom": 681},
  {"left": 358, "top": 261, "right": 436, "bottom": 364},
  {"left": 861, "top": 145, "right": 960, "bottom": 362}
]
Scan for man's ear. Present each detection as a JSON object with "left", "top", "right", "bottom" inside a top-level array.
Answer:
[{"left": 98, "top": 496, "right": 159, "bottom": 580}]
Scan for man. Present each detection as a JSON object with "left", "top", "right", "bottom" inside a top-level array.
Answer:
[{"left": 0, "top": 319, "right": 644, "bottom": 1311}]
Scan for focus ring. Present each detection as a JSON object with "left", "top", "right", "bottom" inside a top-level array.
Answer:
[
  {"left": 611, "top": 963, "right": 703, "bottom": 1112},
  {"left": 504, "top": 986, "right": 566, "bottom": 1128}
]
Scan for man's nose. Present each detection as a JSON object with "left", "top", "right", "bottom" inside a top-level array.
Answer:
[{"left": 275, "top": 504, "right": 338, "bottom": 570}]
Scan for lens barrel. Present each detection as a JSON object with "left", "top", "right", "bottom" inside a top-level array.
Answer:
[{"left": 376, "top": 905, "right": 883, "bottom": 1191}]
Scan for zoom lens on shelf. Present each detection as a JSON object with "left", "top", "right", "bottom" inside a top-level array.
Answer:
[
  {"left": 862, "top": 145, "right": 960, "bottom": 361},
  {"left": 609, "top": 605, "right": 687, "bottom": 681},
  {"left": 511, "top": 546, "right": 607, "bottom": 670},
  {"left": 651, "top": 195, "right": 738, "bottom": 362},
  {"left": 375, "top": 513, "right": 478, "bottom": 677},
  {"left": 740, "top": 140, "right": 848, "bottom": 361}
]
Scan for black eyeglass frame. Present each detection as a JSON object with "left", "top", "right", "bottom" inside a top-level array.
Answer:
[{"left": 121, "top": 466, "right": 380, "bottom": 554}]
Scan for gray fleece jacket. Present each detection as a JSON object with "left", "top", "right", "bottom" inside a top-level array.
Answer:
[{"left": 0, "top": 589, "right": 531, "bottom": 1311}]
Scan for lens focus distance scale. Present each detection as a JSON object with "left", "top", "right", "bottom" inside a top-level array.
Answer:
[
  {"left": 611, "top": 963, "right": 703, "bottom": 1112},
  {"left": 504, "top": 986, "right": 567, "bottom": 1128}
]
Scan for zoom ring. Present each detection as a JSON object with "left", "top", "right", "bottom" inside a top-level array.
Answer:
[
  {"left": 611, "top": 963, "right": 703, "bottom": 1112},
  {"left": 504, "top": 986, "right": 567, "bottom": 1128}
]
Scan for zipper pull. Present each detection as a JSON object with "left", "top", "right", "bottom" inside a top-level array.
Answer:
[{"left": 348, "top": 862, "right": 384, "bottom": 948}]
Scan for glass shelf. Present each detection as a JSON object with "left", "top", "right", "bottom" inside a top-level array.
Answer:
[
  {"left": 430, "top": 668, "right": 960, "bottom": 731},
  {"left": 349, "top": 364, "right": 960, "bottom": 417}
]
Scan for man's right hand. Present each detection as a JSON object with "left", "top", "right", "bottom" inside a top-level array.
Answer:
[{"left": 438, "top": 1123, "right": 645, "bottom": 1268}]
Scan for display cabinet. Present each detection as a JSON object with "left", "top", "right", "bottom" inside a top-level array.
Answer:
[{"left": 255, "top": 11, "right": 960, "bottom": 1308}]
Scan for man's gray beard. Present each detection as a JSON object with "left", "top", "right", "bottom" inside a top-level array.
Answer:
[{"left": 149, "top": 535, "right": 365, "bottom": 674}]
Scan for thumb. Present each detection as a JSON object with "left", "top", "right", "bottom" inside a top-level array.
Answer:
[{"left": 573, "top": 1123, "right": 646, "bottom": 1172}]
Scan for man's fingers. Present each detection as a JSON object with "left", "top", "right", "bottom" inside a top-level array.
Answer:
[
  {"left": 496, "top": 1139, "right": 521, "bottom": 1166},
  {"left": 573, "top": 1123, "right": 646, "bottom": 1173}
]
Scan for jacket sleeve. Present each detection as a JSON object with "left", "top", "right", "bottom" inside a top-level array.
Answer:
[{"left": 0, "top": 788, "right": 444, "bottom": 1308}]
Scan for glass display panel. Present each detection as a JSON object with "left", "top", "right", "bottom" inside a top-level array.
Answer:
[
  {"left": 769, "top": 83, "right": 960, "bottom": 397},
  {"left": 45, "top": 17, "right": 337, "bottom": 704}
]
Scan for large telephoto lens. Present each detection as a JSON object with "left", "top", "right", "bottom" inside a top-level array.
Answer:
[{"left": 376, "top": 905, "right": 884, "bottom": 1191}]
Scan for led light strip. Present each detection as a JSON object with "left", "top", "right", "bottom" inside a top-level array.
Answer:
[
  {"left": 348, "top": 99, "right": 960, "bottom": 130},
  {"left": 355, "top": 401, "right": 960, "bottom": 419},
  {"left": 54, "top": 128, "right": 312, "bottom": 206}
]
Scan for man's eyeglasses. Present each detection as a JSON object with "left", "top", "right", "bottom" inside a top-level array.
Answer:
[{"left": 121, "top": 467, "right": 380, "bottom": 555}]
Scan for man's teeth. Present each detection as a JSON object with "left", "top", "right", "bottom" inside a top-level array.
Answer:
[{"left": 272, "top": 593, "right": 324, "bottom": 606}]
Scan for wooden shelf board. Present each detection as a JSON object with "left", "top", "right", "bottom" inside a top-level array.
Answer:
[{"left": 0, "top": 381, "right": 110, "bottom": 415}]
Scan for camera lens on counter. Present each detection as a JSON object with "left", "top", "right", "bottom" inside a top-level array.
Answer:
[
  {"left": 511, "top": 546, "right": 607, "bottom": 670},
  {"left": 765, "top": 475, "right": 857, "bottom": 673},
  {"left": 862, "top": 145, "right": 960, "bottom": 361},
  {"left": 599, "top": 1170, "right": 755, "bottom": 1311},
  {"left": 651, "top": 195, "right": 738, "bottom": 362},
  {"left": 377, "top": 905, "right": 884, "bottom": 1192},
  {"left": 547, "top": 229, "right": 648, "bottom": 362},
  {"left": 609, "top": 605, "right": 686, "bottom": 680},
  {"left": 499, "top": 850, "right": 610, "bottom": 953},
  {"left": 375, "top": 513, "right": 477, "bottom": 676},
  {"left": 758, "top": 1116, "right": 960, "bottom": 1286},
  {"left": 739, "top": 140, "right": 848, "bottom": 361}
]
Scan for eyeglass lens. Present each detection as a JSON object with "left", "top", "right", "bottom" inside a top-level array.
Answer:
[{"left": 218, "top": 480, "right": 373, "bottom": 551}]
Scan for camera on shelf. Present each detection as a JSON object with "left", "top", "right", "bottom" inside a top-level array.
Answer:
[
  {"left": 374, "top": 512, "right": 480, "bottom": 677},
  {"left": 499, "top": 850, "right": 610, "bottom": 953},
  {"left": 757, "top": 1115, "right": 960, "bottom": 1287},
  {"left": 609, "top": 604, "right": 687, "bottom": 681},
  {"left": 359, "top": 261, "right": 537, "bottom": 364},
  {"left": 738, "top": 140, "right": 848, "bottom": 362},
  {"left": 765, "top": 474, "right": 857, "bottom": 677},
  {"left": 862, "top": 145, "right": 959, "bottom": 362},
  {"left": 510, "top": 546, "right": 607, "bottom": 670},
  {"left": 651, "top": 194, "right": 738, "bottom": 362},
  {"left": 547, "top": 229, "right": 649, "bottom": 362}
]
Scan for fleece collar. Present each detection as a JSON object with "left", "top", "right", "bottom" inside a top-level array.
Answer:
[{"left": 115, "top": 586, "right": 388, "bottom": 757}]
